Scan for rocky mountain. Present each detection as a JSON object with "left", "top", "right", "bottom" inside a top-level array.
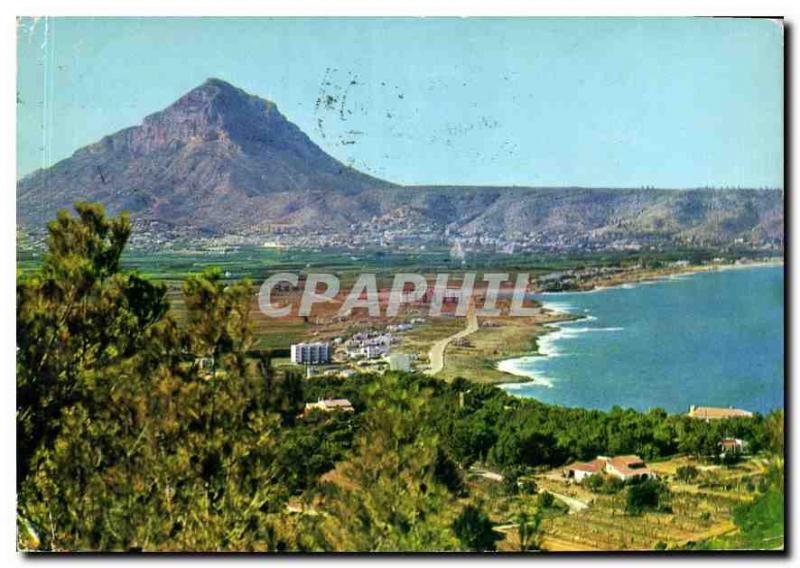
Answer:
[
  {"left": 17, "top": 79, "right": 393, "bottom": 233},
  {"left": 17, "top": 79, "right": 783, "bottom": 248}
]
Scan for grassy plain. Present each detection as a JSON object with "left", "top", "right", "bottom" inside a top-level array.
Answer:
[{"left": 17, "top": 243, "right": 781, "bottom": 380}]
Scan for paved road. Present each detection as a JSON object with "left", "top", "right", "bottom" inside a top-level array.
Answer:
[{"left": 426, "top": 303, "right": 479, "bottom": 375}]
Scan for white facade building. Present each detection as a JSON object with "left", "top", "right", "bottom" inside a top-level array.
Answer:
[
  {"left": 291, "top": 342, "right": 331, "bottom": 365},
  {"left": 387, "top": 353, "right": 412, "bottom": 372}
]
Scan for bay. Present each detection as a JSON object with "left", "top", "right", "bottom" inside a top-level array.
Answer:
[{"left": 500, "top": 265, "right": 784, "bottom": 414}]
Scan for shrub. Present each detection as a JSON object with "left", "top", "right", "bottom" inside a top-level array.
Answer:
[
  {"left": 518, "top": 478, "right": 538, "bottom": 495},
  {"left": 626, "top": 479, "right": 669, "bottom": 514},
  {"left": 537, "top": 490, "right": 555, "bottom": 509},
  {"left": 675, "top": 465, "right": 699, "bottom": 482},
  {"left": 452, "top": 504, "right": 501, "bottom": 552},
  {"left": 586, "top": 474, "right": 624, "bottom": 494}
]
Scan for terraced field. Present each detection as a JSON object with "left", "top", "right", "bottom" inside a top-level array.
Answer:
[
  {"left": 539, "top": 492, "right": 738, "bottom": 551},
  {"left": 528, "top": 457, "right": 767, "bottom": 551}
]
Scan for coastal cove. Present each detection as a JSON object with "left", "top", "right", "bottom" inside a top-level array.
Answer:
[{"left": 499, "top": 265, "right": 784, "bottom": 415}]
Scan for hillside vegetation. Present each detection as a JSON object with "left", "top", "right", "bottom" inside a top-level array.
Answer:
[{"left": 16, "top": 203, "right": 783, "bottom": 551}]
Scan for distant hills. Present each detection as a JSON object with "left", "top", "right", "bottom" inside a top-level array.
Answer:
[{"left": 17, "top": 79, "right": 783, "bottom": 249}]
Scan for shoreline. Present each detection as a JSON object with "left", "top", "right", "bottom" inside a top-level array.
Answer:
[
  {"left": 561, "top": 258, "right": 783, "bottom": 294},
  {"left": 494, "top": 259, "right": 783, "bottom": 392}
]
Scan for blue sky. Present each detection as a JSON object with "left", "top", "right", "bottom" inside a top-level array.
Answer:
[{"left": 17, "top": 17, "right": 783, "bottom": 188}]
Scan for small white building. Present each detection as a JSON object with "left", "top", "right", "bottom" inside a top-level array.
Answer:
[
  {"left": 387, "top": 353, "right": 412, "bottom": 372},
  {"left": 719, "top": 438, "right": 749, "bottom": 457},
  {"left": 362, "top": 344, "right": 388, "bottom": 359},
  {"left": 291, "top": 342, "right": 331, "bottom": 365},
  {"left": 566, "top": 459, "right": 604, "bottom": 483},
  {"left": 303, "top": 398, "right": 354, "bottom": 415},
  {"left": 602, "top": 455, "right": 655, "bottom": 482}
]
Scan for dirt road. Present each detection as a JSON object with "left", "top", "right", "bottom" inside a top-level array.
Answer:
[
  {"left": 549, "top": 491, "right": 590, "bottom": 513},
  {"left": 426, "top": 303, "right": 479, "bottom": 375}
]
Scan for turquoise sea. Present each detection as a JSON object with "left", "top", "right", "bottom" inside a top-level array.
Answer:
[{"left": 500, "top": 265, "right": 784, "bottom": 414}]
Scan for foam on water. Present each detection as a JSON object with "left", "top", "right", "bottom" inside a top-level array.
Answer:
[
  {"left": 562, "top": 326, "right": 624, "bottom": 333},
  {"left": 496, "top": 357, "right": 554, "bottom": 388},
  {"left": 499, "top": 305, "right": 625, "bottom": 387},
  {"left": 539, "top": 300, "right": 578, "bottom": 314},
  {"left": 535, "top": 325, "right": 567, "bottom": 357}
]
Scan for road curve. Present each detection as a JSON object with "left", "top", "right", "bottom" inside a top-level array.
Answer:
[{"left": 426, "top": 303, "right": 479, "bottom": 375}]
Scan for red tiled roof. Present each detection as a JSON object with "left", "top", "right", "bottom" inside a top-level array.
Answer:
[
  {"left": 568, "top": 458, "right": 604, "bottom": 473},
  {"left": 688, "top": 406, "right": 753, "bottom": 419},
  {"left": 569, "top": 455, "right": 654, "bottom": 478},
  {"left": 608, "top": 455, "right": 645, "bottom": 466},
  {"left": 606, "top": 455, "right": 651, "bottom": 477},
  {"left": 322, "top": 398, "right": 353, "bottom": 408}
]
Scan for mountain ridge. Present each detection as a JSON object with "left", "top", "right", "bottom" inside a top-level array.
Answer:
[{"left": 17, "top": 79, "right": 783, "bottom": 249}]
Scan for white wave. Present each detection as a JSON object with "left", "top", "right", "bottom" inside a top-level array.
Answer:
[
  {"left": 501, "top": 378, "right": 555, "bottom": 391},
  {"left": 574, "top": 285, "right": 614, "bottom": 295},
  {"left": 539, "top": 300, "right": 578, "bottom": 314},
  {"left": 536, "top": 327, "right": 568, "bottom": 356},
  {"left": 496, "top": 357, "right": 554, "bottom": 388},
  {"left": 562, "top": 326, "right": 624, "bottom": 333}
]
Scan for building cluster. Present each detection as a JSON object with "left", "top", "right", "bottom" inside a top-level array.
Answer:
[
  {"left": 79, "top": 211, "right": 786, "bottom": 257},
  {"left": 343, "top": 331, "right": 397, "bottom": 359},
  {"left": 536, "top": 265, "right": 629, "bottom": 292},
  {"left": 386, "top": 318, "right": 426, "bottom": 332}
]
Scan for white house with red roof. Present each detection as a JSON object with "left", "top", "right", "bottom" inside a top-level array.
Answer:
[
  {"left": 303, "top": 398, "right": 354, "bottom": 415},
  {"left": 718, "top": 437, "right": 749, "bottom": 457},
  {"left": 565, "top": 458, "right": 605, "bottom": 482},
  {"left": 565, "top": 455, "right": 655, "bottom": 483},
  {"left": 602, "top": 455, "right": 655, "bottom": 482}
]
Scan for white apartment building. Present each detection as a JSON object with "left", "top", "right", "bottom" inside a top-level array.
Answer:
[{"left": 291, "top": 342, "right": 331, "bottom": 365}]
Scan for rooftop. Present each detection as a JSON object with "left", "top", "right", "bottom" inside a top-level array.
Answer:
[
  {"left": 320, "top": 398, "right": 353, "bottom": 408},
  {"left": 688, "top": 406, "right": 753, "bottom": 420},
  {"left": 606, "top": 455, "right": 651, "bottom": 476},
  {"left": 567, "top": 458, "right": 605, "bottom": 473}
]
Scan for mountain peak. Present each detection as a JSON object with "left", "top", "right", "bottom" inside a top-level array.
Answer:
[
  {"left": 201, "top": 77, "right": 237, "bottom": 89},
  {"left": 150, "top": 78, "right": 274, "bottom": 124},
  {"left": 183, "top": 77, "right": 262, "bottom": 104},
  {"left": 128, "top": 79, "right": 290, "bottom": 156}
]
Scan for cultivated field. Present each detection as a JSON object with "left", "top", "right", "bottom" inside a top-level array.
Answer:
[{"left": 524, "top": 457, "right": 766, "bottom": 551}]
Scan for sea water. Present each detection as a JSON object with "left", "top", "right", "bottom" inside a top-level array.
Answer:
[{"left": 500, "top": 265, "right": 784, "bottom": 414}]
